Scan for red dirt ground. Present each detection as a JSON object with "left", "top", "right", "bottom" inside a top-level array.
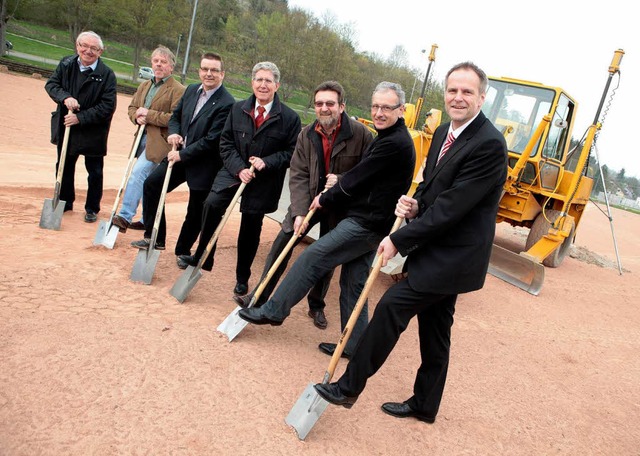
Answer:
[{"left": 1, "top": 70, "right": 639, "bottom": 455}]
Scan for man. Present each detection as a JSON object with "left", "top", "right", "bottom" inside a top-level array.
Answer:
[
  {"left": 130, "top": 52, "right": 234, "bottom": 254},
  {"left": 178, "top": 62, "right": 301, "bottom": 297},
  {"left": 45, "top": 31, "right": 117, "bottom": 223},
  {"left": 238, "top": 82, "right": 415, "bottom": 357},
  {"left": 313, "top": 62, "right": 508, "bottom": 424},
  {"left": 233, "top": 80, "right": 373, "bottom": 330},
  {"left": 111, "top": 46, "right": 185, "bottom": 233}
]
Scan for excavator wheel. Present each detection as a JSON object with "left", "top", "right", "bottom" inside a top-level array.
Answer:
[{"left": 525, "top": 209, "right": 575, "bottom": 268}]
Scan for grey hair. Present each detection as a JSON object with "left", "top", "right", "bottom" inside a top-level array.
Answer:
[
  {"left": 252, "top": 61, "right": 280, "bottom": 83},
  {"left": 373, "top": 81, "right": 406, "bottom": 105},
  {"left": 151, "top": 45, "right": 176, "bottom": 67},
  {"left": 76, "top": 31, "right": 104, "bottom": 50},
  {"left": 446, "top": 61, "right": 488, "bottom": 95}
]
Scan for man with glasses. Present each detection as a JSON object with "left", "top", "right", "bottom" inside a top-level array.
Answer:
[
  {"left": 178, "top": 62, "right": 301, "bottom": 298},
  {"left": 238, "top": 82, "right": 415, "bottom": 359},
  {"left": 45, "top": 31, "right": 117, "bottom": 223},
  {"left": 111, "top": 46, "right": 185, "bottom": 233},
  {"left": 232, "top": 80, "right": 373, "bottom": 331},
  {"left": 314, "top": 62, "right": 508, "bottom": 426},
  {"left": 131, "top": 52, "right": 234, "bottom": 254}
]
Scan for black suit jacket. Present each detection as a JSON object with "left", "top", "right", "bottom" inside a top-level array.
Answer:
[
  {"left": 168, "top": 83, "right": 235, "bottom": 191},
  {"left": 391, "top": 111, "right": 507, "bottom": 295}
]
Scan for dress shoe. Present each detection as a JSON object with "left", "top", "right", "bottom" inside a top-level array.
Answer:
[
  {"left": 238, "top": 307, "right": 283, "bottom": 326},
  {"left": 129, "top": 220, "right": 145, "bottom": 230},
  {"left": 308, "top": 309, "right": 328, "bottom": 329},
  {"left": 111, "top": 215, "right": 129, "bottom": 233},
  {"left": 381, "top": 402, "right": 435, "bottom": 423},
  {"left": 84, "top": 211, "right": 97, "bottom": 223},
  {"left": 318, "top": 342, "right": 351, "bottom": 359},
  {"left": 234, "top": 282, "right": 248, "bottom": 296},
  {"left": 313, "top": 382, "right": 358, "bottom": 409},
  {"left": 177, "top": 254, "right": 197, "bottom": 268},
  {"left": 64, "top": 204, "right": 73, "bottom": 212},
  {"left": 131, "top": 238, "right": 165, "bottom": 250}
]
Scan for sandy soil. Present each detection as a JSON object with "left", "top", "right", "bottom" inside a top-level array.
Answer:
[{"left": 1, "top": 70, "right": 639, "bottom": 455}]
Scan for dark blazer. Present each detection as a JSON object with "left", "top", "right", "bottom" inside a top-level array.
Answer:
[
  {"left": 168, "top": 83, "right": 235, "bottom": 191},
  {"left": 45, "top": 55, "right": 117, "bottom": 156},
  {"left": 391, "top": 111, "right": 507, "bottom": 295},
  {"left": 213, "top": 92, "right": 301, "bottom": 214}
]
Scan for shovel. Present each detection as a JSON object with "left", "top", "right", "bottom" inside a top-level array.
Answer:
[
  {"left": 39, "top": 123, "right": 72, "bottom": 230},
  {"left": 94, "top": 124, "right": 146, "bottom": 248},
  {"left": 217, "top": 205, "right": 318, "bottom": 341},
  {"left": 169, "top": 165, "right": 256, "bottom": 303},
  {"left": 286, "top": 212, "right": 406, "bottom": 440},
  {"left": 130, "top": 156, "right": 174, "bottom": 284}
]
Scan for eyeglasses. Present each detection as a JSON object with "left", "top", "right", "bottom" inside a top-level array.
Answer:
[
  {"left": 314, "top": 101, "right": 337, "bottom": 108},
  {"left": 200, "top": 67, "right": 222, "bottom": 74},
  {"left": 253, "top": 77, "right": 275, "bottom": 86},
  {"left": 371, "top": 103, "right": 401, "bottom": 113},
  {"left": 78, "top": 43, "right": 101, "bottom": 53}
]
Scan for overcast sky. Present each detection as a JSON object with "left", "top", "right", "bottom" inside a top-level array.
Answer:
[{"left": 288, "top": 0, "right": 637, "bottom": 178}]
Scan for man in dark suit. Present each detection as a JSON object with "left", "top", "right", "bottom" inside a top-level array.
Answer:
[
  {"left": 178, "top": 61, "right": 301, "bottom": 297},
  {"left": 45, "top": 31, "right": 117, "bottom": 223},
  {"left": 314, "top": 62, "right": 508, "bottom": 424},
  {"left": 131, "top": 52, "right": 235, "bottom": 255}
]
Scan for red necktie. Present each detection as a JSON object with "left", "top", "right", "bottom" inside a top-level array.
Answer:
[
  {"left": 255, "top": 106, "right": 266, "bottom": 129},
  {"left": 437, "top": 132, "right": 455, "bottom": 164}
]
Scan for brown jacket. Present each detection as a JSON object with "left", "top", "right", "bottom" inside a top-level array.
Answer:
[{"left": 127, "top": 76, "right": 185, "bottom": 162}]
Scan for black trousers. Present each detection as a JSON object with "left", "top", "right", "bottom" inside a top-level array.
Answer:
[
  {"left": 142, "top": 160, "right": 208, "bottom": 255},
  {"left": 250, "top": 213, "right": 333, "bottom": 311},
  {"left": 57, "top": 153, "right": 103, "bottom": 213},
  {"left": 193, "top": 185, "right": 266, "bottom": 279},
  {"left": 337, "top": 279, "right": 457, "bottom": 418}
]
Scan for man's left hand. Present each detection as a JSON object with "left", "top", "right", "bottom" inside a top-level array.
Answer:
[
  {"left": 309, "top": 194, "right": 323, "bottom": 211},
  {"left": 377, "top": 236, "right": 398, "bottom": 267},
  {"left": 168, "top": 149, "right": 181, "bottom": 163},
  {"left": 63, "top": 112, "right": 80, "bottom": 126},
  {"left": 249, "top": 156, "right": 266, "bottom": 171}
]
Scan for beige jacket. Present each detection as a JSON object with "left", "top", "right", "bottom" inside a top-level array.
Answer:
[{"left": 127, "top": 76, "right": 185, "bottom": 162}]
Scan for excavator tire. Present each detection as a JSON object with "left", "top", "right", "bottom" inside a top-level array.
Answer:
[{"left": 525, "top": 209, "right": 575, "bottom": 268}]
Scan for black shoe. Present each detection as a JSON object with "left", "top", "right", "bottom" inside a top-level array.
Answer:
[
  {"left": 112, "top": 215, "right": 129, "bottom": 233},
  {"left": 129, "top": 220, "right": 145, "bottom": 230},
  {"left": 318, "top": 342, "right": 351, "bottom": 359},
  {"left": 84, "top": 211, "right": 97, "bottom": 223},
  {"left": 64, "top": 204, "right": 73, "bottom": 212},
  {"left": 234, "top": 282, "right": 248, "bottom": 296},
  {"left": 313, "top": 382, "right": 358, "bottom": 409},
  {"left": 380, "top": 402, "right": 435, "bottom": 423},
  {"left": 233, "top": 294, "right": 266, "bottom": 308},
  {"left": 308, "top": 309, "right": 327, "bottom": 329},
  {"left": 131, "top": 238, "right": 165, "bottom": 250},
  {"left": 177, "top": 254, "right": 197, "bottom": 268},
  {"left": 238, "top": 307, "right": 283, "bottom": 326}
]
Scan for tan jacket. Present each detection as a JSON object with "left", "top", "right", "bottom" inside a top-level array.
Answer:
[{"left": 127, "top": 76, "right": 185, "bottom": 162}]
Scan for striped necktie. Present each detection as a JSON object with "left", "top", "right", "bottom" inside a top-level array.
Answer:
[{"left": 437, "top": 132, "right": 455, "bottom": 164}]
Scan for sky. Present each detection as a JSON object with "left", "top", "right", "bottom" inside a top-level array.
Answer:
[{"left": 288, "top": 0, "right": 638, "bottom": 178}]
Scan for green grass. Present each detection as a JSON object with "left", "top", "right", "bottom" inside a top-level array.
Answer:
[{"left": 6, "top": 19, "right": 317, "bottom": 124}]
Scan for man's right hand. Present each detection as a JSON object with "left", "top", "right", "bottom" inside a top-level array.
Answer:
[
  {"left": 395, "top": 194, "right": 419, "bottom": 220},
  {"left": 238, "top": 168, "right": 255, "bottom": 184},
  {"left": 293, "top": 215, "right": 308, "bottom": 236},
  {"left": 63, "top": 97, "right": 80, "bottom": 112}
]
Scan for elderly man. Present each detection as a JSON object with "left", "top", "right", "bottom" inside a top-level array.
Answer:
[
  {"left": 314, "top": 62, "right": 508, "bottom": 425},
  {"left": 178, "top": 62, "right": 301, "bottom": 297},
  {"left": 238, "top": 81, "right": 415, "bottom": 358},
  {"left": 45, "top": 31, "right": 117, "bottom": 223},
  {"left": 233, "top": 80, "right": 372, "bottom": 330},
  {"left": 112, "top": 46, "right": 185, "bottom": 232},
  {"left": 131, "top": 52, "right": 235, "bottom": 254}
]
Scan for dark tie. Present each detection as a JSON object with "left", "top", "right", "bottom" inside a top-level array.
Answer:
[
  {"left": 255, "top": 105, "right": 266, "bottom": 129},
  {"left": 437, "top": 132, "right": 455, "bottom": 164}
]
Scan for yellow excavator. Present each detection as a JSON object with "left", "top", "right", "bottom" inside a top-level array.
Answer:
[{"left": 372, "top": 48, "right": 624, "bottom": 295}]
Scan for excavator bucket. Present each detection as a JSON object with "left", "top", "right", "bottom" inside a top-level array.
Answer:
[{"left": 487, "top": 244, "right": 544, "bottom": 296}]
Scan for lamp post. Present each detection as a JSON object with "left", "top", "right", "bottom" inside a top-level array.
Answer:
[{"left": 181, "top": 0, "right": 199, "bottom": 84}]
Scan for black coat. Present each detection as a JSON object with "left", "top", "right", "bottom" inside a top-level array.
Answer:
[
  {"left": 391, "top": 111, "right": 508, "bottom": 295},
  {"left": 45, "top": 55, "right": 117, "bottom": 156},
  {"left": 168, "top": 83, "right": 235, "bottom": 191},
  {"left": 213, "top": 93, "right": 301, "bottom": 214}
]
